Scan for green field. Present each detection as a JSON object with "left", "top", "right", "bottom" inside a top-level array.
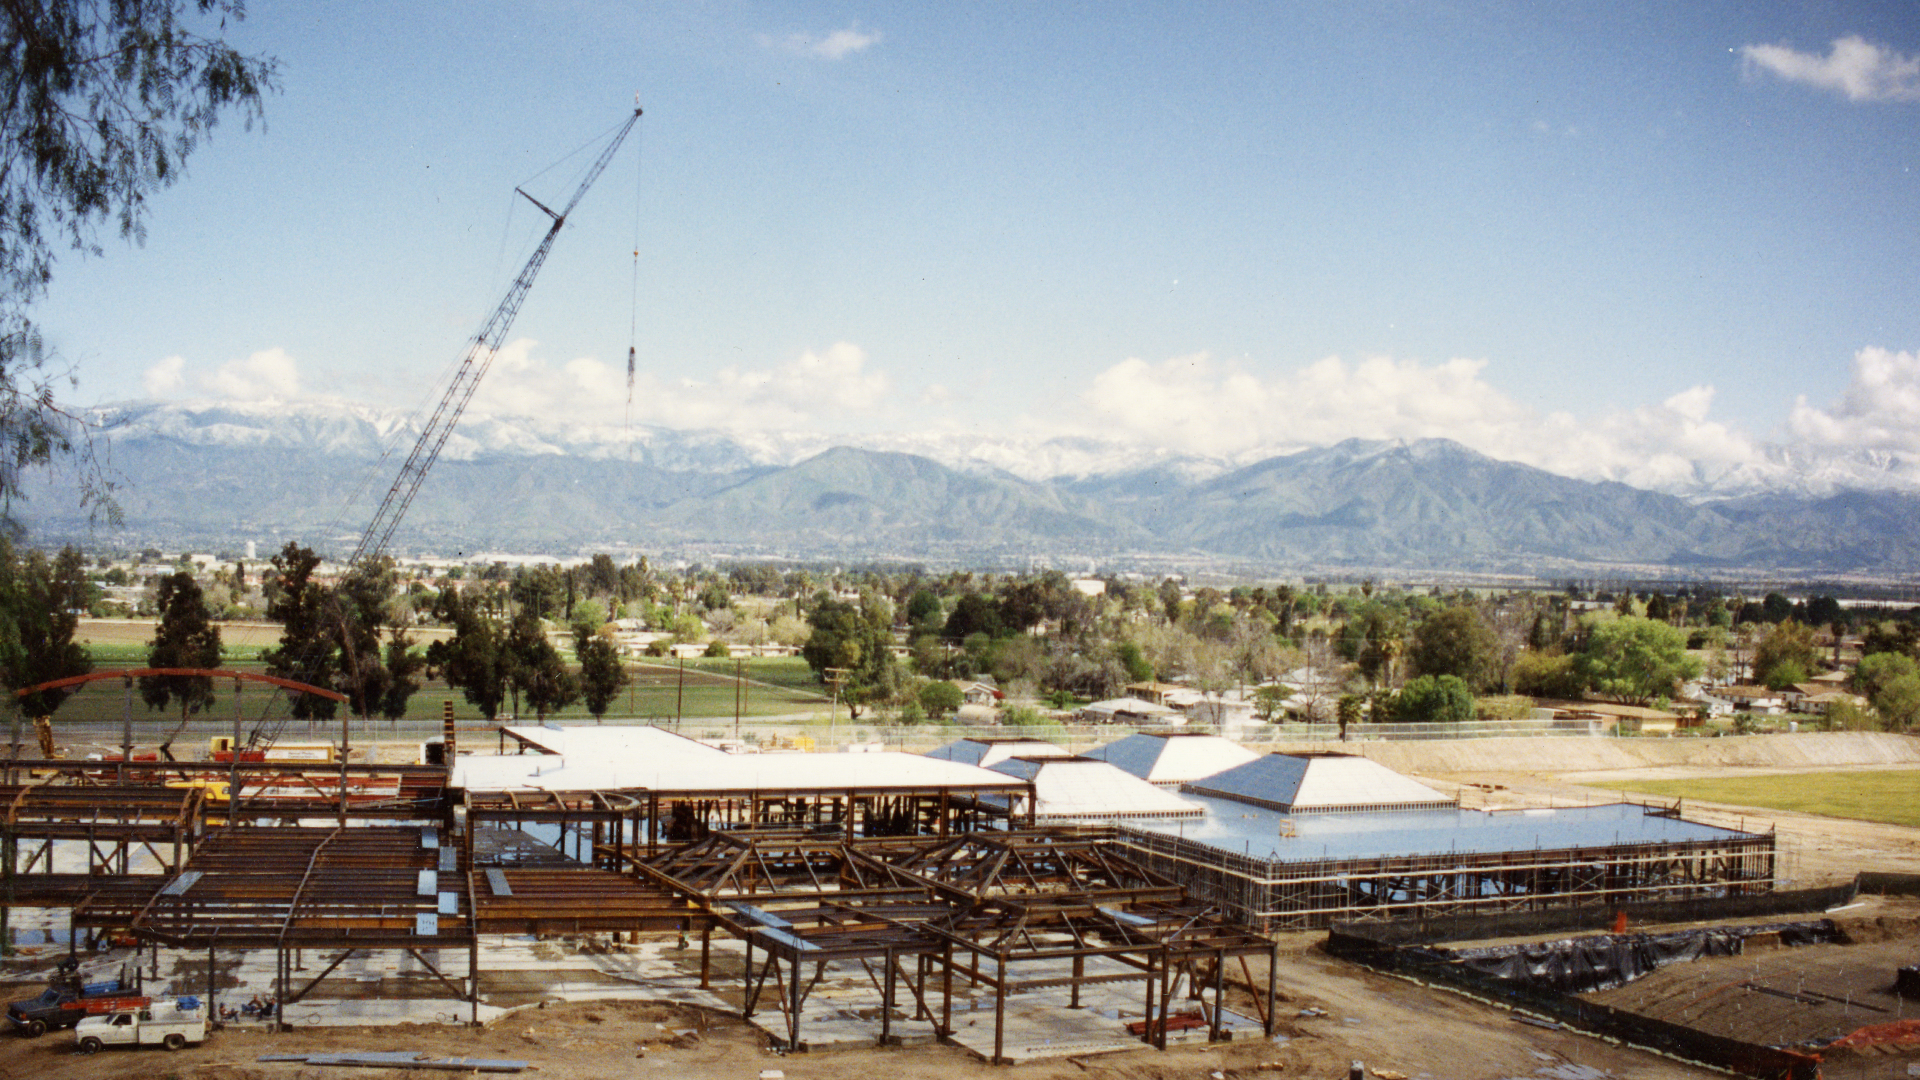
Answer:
[
  {"left": 1591, "top": 770, "right": 1920, "bottom": 829},
  {"left": 49, "top": 630, "right": 831, "bottom": 728}
]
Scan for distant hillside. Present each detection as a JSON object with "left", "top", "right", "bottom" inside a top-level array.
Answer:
[{"left": 22, "top": 405, "right": 1920, "bottom": 576}]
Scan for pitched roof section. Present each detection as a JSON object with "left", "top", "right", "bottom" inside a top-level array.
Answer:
[
  {"left": 980, "top": 757, "right": 1202, "bottom": 821},
  {"left": 1082, "top": 732, "right": 1261, "bottom": 787},
  {"left": 1183, "top": 752, "right": 1456, "bottom": 814},
  {"left": 925, "top": 737, "right": 1072, "bottom": 769}
]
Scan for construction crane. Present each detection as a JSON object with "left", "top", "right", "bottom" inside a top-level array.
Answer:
[
  {"left": 234, "top": 110, "right": 642, "bottom": 767},
  {"left": 348, "top": 106, "right": 643, "bottom": 565}
]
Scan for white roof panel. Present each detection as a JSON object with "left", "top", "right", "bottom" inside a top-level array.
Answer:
[
  {"left": 981, "top": 757, "right": 1201, "bottom": 821},
  {"left": 1083, "top": 733, "right": 1260, "bottom": 786},
  {"left": 925, "top": 738, "right": 1072, "bottom": 769},
  {"left": 499, "top": 725, "right": 727, "bottom": 761},
  {"left": 455, "top": 727, "right": 1024, "bottom": 795},
  {"left": 1184, "top": 753, "right": 1454, "bottom": 814}
]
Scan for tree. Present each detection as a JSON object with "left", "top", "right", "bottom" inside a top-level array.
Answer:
[
  {"left": 1252, "top": 683, "right": 1292, "bottom": 723},
  {"left": 1114, "top": 640, "right": 1153, "bottom": 683},
  {"left": 0, "top": 2, "right": 276, "bottom": 517},
  {"left": 943, "top": 593, "right": 1004, "bottom": 640},
  {"left": 426, "top": 587, "right": 508, "bottom": 720},
  {"left": 905, "top": 589, "right": 943, "bottom": 633},
  {"left": 261, "top": 543, "right": 336, "bottom": 720},
  {"left": 1512, "top": 650, "right": 1584, "bottom": 699},
  {"left": 1394, "top": 674, "right": 1475, "bottom": 724},
  {"left": 803, "top": 594, "right": 898, "bottom": 720},
  {"left": 917, "top": 679, "right": 962, "bottom": 719},
  {"left": 1337, "top": 602, "right": 1404, "bottom": 687},
  {"left": 1576, "top": 616, "right": 1701, "bottom": 706},
  {"left": 1875, "top": 674, "right": 1920, "bottom": 732},
  {"left": 1854, "top": 651, "right": 1919, "bottom": 701},
  {"left": 334, "top": 557, "right": 414, "bottom": 721},
  {"left": 139, "top": 570, "right": 219, "bottom": 722},
  {"left": 504, "top": 607, "right": 575, "bottom": 720},
  {"left": 573, "top": 619, "right": 627, "bottom": 723},
  {"left": 0, "top": 542, "right": 91, "bottom": 715},
  {"left": 1335, "top": 694, "right": 1362, "bottom": 740},
  {"left": 1406, "top": 606, "right": 1497, "bottom": 691},
  {"left": 1753, "top": 620, "right": 1819, "bottom": 690}
]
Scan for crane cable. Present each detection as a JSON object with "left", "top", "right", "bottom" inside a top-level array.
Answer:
[{"left": 625, "top": 103, "right": 643, "bottom": 463}]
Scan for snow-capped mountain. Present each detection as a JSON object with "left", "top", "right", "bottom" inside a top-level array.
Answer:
[{"left": 34, "top": 398, "right": 1920, "bottom": 575}]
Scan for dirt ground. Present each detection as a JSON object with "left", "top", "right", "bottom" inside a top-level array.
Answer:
[
  {"left": 14, "top": 734, "right": 1920, "bottom": 1079},
  {"left": 0, "top": 972, "right": 1724, "bottom": 1080}
]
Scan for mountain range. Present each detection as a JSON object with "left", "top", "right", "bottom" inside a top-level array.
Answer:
[{"left": 21, "top": 399, "right": 1920, "bottom": 578}]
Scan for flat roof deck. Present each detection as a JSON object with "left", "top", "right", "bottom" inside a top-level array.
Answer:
[{"left": 1129, "top": 799, "right": 1766, "bottom": 864}]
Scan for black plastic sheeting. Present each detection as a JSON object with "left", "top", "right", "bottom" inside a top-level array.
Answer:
[
  {"left": 1425, "top": 920, "right": 1840, "bottom": 996},
  {"left": 1351, "top": 883, "right": 1855, "bottom": 949},
  {"left": 1898, "top": 965, "right": 1920, "bottom": 1000},
  {"left": 1327, "top": 922, "right": 1825, "bottom": 1080}
]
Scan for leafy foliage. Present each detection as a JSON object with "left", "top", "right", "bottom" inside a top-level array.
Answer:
[
  {"left": 1753, "top": 620, "right": 1819, "bottom": 690},
  {"left": 802, "top": 593, "right": 898, "bottom": 720},
  {"left": 1407, "top": 606, "right": 1497, "bottom": 691},
  {"left": 426, "top": 586, "right": 508, "bottom": 720},
  {"left": 573, "top": 619, "right": 627, "bottom": 722},
  {"left": 1395, "top": 674, "right": 1475, "bottom": 723},
  {"left": 1576, "top": 615, "right": 1700, "bottom": 706},
  {"left": 139, "top": 570, "right": 218, "bottom": 720},
  {"left": 917, "top": 679, "right": 961, "bottom": 718},
  {"left": 507, "top": 607, "right": 575, "bottom": 720},
  {"left": 0, "top": 1, "right": 276, "bottom": 518},
  {"left": 0, "top": 541, "right": 89, "bottom": 714},
  {"left": 261, "top": 542, "right": 335, "bottom": 719}
]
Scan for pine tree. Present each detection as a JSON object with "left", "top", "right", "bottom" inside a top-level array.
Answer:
[{"left": 140, "top": 571, "right": 221, "bottom": 721}]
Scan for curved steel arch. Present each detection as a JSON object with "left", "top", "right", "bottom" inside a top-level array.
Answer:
[{"left": 13, "top": 668, "right": 347, "bottom": 703}]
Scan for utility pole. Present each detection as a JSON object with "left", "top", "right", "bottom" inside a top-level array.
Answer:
[{"left": 824, "top": 667, "right": 849, "bottom": 744}]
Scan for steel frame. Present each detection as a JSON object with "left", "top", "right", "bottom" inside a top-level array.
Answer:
[{"left": 1114, "top": 824, "right": 1778, "bottom": 930}]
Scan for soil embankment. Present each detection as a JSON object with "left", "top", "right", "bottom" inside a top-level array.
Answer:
[{"left": 1305, "top": 730, "right": 1920, "bottom": 776}]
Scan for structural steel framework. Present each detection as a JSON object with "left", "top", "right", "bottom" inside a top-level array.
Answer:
[
  {"left": 642, "top": 827, "right": 1281, "bottom": 1060},
  {"left": 1114, "top": 819, "right": 1777, "bottom": 930}
]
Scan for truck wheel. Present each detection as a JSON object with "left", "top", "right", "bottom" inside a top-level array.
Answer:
[
  {"left": 163, "top": 1032, "right": 186, "bottom": 1050},
  {"left": 22, "top": 1018, "right": 45, "bottom": 1038},
  {"left": 79, "top": 1036, "right": 101, "bottom": 1054}
]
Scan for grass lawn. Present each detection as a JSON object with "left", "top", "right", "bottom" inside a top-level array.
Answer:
[{"left": 1591, "top": 770, "right": 1920, "bottom": 829}]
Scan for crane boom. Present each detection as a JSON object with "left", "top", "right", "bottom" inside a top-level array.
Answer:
[{"left": 349, "top": 107, "right": 642, "bottom": 565}]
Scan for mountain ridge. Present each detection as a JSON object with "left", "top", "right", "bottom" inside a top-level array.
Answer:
[{"left": 25, "top": 404, "right": 1920, "bottom": 576}]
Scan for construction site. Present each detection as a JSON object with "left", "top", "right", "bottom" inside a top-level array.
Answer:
[
  {"left": 0, "top": 696, "right": 1916, "bottom": 1078},
  {"left": 6, "top": 108, "right": 1919, "bottom": 1079}
]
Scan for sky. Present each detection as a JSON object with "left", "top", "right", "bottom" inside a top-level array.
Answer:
[{"left": 33, "top": 1, "right": 1920, "bottom": 489}]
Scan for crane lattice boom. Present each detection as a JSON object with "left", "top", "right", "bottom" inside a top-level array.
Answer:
[{"left": 349, "top": 107, "right": 642, "bottom": 565}]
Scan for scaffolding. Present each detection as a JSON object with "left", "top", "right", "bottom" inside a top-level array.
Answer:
[{"left": 1113, "top": 822, "right": 1777, "bottom": 931}]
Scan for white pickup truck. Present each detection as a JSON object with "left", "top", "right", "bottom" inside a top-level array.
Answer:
[{"left": 74, "top": 1001, "right": 207, "bottom": 1052}]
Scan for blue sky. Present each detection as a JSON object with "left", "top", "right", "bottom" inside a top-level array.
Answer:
[{"left": 36, "top": 1, "right": 1920, "bottom": 488}]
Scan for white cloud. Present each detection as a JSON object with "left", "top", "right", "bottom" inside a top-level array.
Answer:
[
  {"left": 1071, "top": 352, "right": 1770, "bottom": 492},
  {"left": 203, "top": 347, "right": 301, "bottom": 401},
  {"left": 467, "top": 338, "right": 894, "bottom": 431},
  {"left": 1787, "top": 346, "right": 1920, "bottom": 452},
  {"left": 760, "top": 25, "right": 882, "bottom": 60},
  {"left": 1741, "top": 35, "right": 1920, "bottom": 102},
  {"left": 143, "top": 355, "right": 186, "bottom": 397},
  {"left": 1079, "top": 352, "right": 1534, "bottom": 459}
]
